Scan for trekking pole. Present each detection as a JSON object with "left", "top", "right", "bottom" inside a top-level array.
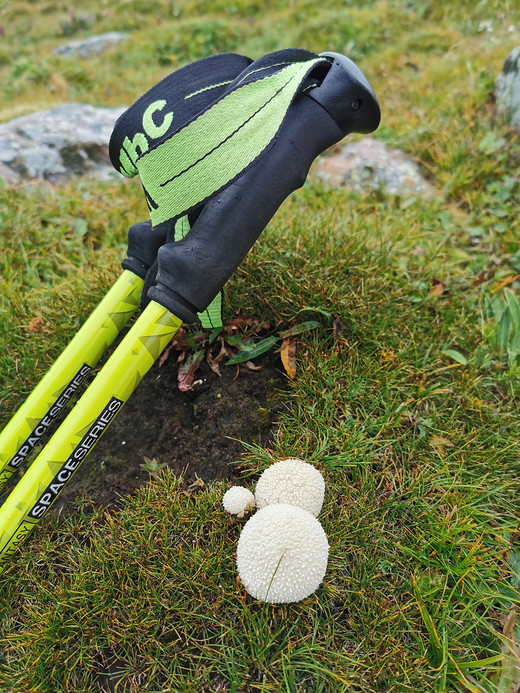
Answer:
[
  {"left": 0, "top": 221, "right": 167, "bottom": 494},
  {"left": 0, "top": 272, "right": 141, "bottom": 493},
  {"left": 0, "top": 52, "right": 255, "bottom": 487},
  {"left": 0, "top": 49, "right": 380, "bottom": 572}
]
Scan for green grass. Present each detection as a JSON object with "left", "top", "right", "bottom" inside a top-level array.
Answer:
[{"left": 1, "top": 0, "right": 520, "bottom": 691}]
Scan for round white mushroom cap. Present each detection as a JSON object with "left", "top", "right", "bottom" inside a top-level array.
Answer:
[
  {"left": 222, "top": 486, "right": 255, "bottom": 517},
  {"left": 255, "top": 458, "right": 325, "bottom": 517},
  {"left": 236, "top": 503, "right": 329, "bottom": 604}
]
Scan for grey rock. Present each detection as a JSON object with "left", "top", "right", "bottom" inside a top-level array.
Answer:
[
  {"left": 314, "top": 137, "right": 435, "bottom": 199},
  {"left": 53, "top": 32, "right": 127, "bottom": 59},
  {"left": 0, "top": 103, "right": 126, "bottom": 185},
  {"left": 496, "top": 46, "right": 520, "bottom": 131}
]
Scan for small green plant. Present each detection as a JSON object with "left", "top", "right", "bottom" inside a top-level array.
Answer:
[
  {"left": 140, "top": 456, "right": 168, "bottom": 475},
  {"left": 482, "top": 287, "right": 520, "bottom": 367}
]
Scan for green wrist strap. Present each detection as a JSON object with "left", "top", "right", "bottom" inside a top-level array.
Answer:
[
  {"left": 137, "top": 54, "right": 328, "bottom": 227},
  {"left": 174, "top": 215, "right": 223, "bottom": 328}
]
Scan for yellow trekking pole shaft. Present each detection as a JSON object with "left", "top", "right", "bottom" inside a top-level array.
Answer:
[
  {"left": 0, "top": 270, "right": 143, "bottom": 494},
  {"left": 0, "top": 300, "right": 182, "bottom": 572}
]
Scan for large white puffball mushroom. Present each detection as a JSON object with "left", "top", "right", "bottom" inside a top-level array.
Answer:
[
  {"left": 223, "top": 486, "right": 255, "bottom": 518},
  {"left": 255, "top": 458, "right": 325, "bottom": 517},
  {"left": 236, "top": 503, "right": 329, "bottom": 604}
]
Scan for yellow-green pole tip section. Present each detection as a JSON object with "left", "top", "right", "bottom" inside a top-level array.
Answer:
[
  {"left": 0, "top": 271, "right": 143, "bottom": 494},
  {"left": 0, "top": 301, "right": 180, "bottom": 573}
]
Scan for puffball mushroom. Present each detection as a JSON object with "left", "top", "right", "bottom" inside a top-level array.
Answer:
[
  {"left": 222, "top": 486, "right": 255, "bottom": 518},
  {"left": 255, "top": 458, "right": 325, "bottom": 517},
  {"left": 236, "top": 503, "right": 329, "bottom": 604}
]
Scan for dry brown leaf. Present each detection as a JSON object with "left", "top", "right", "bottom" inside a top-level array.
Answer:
[
  {"left": 252, "top": 321, "right": 271, "bottom": 335},
  {"left": 472, "top": 268, "right": 496, "bottom": 287},
  {"left": 281, "top": 338, "right": 297, "bottom": 379},
  {"left": 224, "top": 317, "right": 253, "bottom": 333},
  {"left": 158, "top": 340, "right": 178, "bottom": 367},
  {"left": 431, "top": 279, "right": 449, "bottom": 297},
  {"left": 206, "top": 349, "right": 222, "bottom": 377},
  {"left": 429, "top": 435, "right": 454, "bottom": 456},
  {"left": 211, "top": 336, "right": 234, "bottom": 365},
  {"left": 28, "top": 316, "right": 44, "bottom": 332}
]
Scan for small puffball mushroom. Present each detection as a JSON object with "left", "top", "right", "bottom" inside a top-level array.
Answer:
[
  {"left": 236, "top": 503, "right": 329, "bottom": 604},
  {"left": 222, "top": 486, "right": 255, "bottom": 518},
  {"left": 255, "top": 458, "right": 325, "bottom": 517}
]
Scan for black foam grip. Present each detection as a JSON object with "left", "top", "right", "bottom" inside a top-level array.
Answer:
[
  {"left": 147, "top": 95, "right": 343, "bottom": 322},
  {"left": 122, "top": 221, "right": 167, "bottom": 280}
]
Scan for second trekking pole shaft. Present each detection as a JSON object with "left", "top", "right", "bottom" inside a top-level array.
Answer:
[
  {"left": 0, "top": 270, "right": 143, "bottom": 494},
  {"left": 0, "top": 300, "right": 182, "bottom": 572}
]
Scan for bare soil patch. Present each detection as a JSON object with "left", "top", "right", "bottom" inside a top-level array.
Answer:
[{"left": 53, "top": 354, "right": 287, "bottom": 512}]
